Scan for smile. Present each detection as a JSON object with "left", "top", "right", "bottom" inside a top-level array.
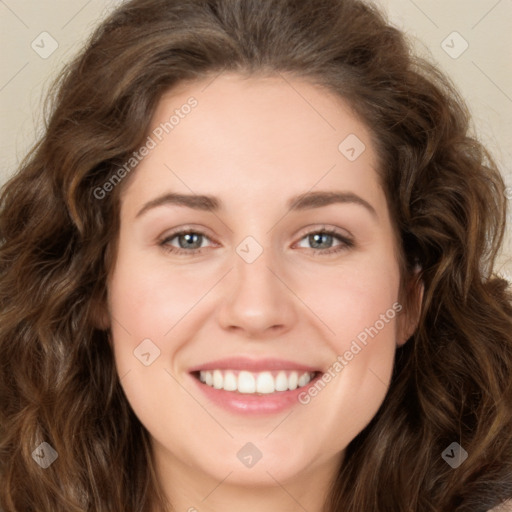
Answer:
[
  {"left": 196, "top": 369, "right": 317, "bottom": 394},
  {"left": 188, "top": 357, "right": 323, "bottom": 414}
]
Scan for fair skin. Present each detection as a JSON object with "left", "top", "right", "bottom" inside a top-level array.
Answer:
[{"left": 105, "top": 73, "right": 420, "bottom": 512}]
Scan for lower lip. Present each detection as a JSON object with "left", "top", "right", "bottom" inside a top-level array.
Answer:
[{"left": 190, "top": 373, "right": 322, "bottom": 415}]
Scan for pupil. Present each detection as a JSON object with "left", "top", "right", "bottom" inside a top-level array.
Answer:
[
  {"left": 180, "top": 233, "right": 201, "bottom": 249},
  {"left": 310, "top": 233, "right": 332, "bottom": 249}
]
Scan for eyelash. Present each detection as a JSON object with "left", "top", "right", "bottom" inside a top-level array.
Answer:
[{"left": 158, "top": 227, "right": 354, "bottom": 256}]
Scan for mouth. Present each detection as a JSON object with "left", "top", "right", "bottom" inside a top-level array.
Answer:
[
  {"left": 191, "top": 369, "right": 320, "bottom": 395},
  {"left": 188, "top": 357, "right": 323, "bottom": 414}
]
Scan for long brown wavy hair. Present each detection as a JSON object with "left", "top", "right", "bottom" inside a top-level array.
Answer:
[{"left": 1, "top": 0, "right": 511, "bottom": 510}]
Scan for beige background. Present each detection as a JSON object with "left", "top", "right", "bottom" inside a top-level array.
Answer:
[{"left": 1, "top": 0, "right": 511, "bottom": 276}]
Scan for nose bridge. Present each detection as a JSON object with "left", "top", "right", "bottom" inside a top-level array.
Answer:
[
  {"left": 235, "top": 240, "right": 275, "bottom": 295},
  {"left": 233, "top": 237, "right": 283, "bottom": 307},
  {"left": 217, "top": 234, "right": 297, "bottom": 335}
]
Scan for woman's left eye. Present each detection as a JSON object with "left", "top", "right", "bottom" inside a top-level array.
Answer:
[
  {"left": 159, "top": 228, "right": 354, "bottom": 256},
  {"left": 295, "top": 230, "right": 354, "bottom": 254}
]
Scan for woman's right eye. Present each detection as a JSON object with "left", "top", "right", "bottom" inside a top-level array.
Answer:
[{"left": 159, "top": 230, "right": 213, "bottom": 255}]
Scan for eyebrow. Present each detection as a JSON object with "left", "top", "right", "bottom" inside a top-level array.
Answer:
[
  {"left": 135, "top": 190, "right": 377, "bottom": 219},
  {"left": 136, "top": 193, "right": 219, "bottom": 218},
  {"left": 287, "top": 191, "right": 377, "bottom": 218}
]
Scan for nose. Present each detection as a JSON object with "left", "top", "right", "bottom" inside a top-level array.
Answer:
[{"left": 217, "top": 243, "right": 298, "bottom": 338}]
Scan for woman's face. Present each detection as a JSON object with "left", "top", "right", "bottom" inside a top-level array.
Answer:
[{"left": 107, "top": 73, "right": 411, "bottom": 498}]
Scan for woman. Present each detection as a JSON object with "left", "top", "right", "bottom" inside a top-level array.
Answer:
[{"left": 1, "top": 0, "right": 511, "bottom": 511}]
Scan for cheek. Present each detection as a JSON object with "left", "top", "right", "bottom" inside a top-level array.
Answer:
[
  {"left": 297, "top": 253, "right": 401, "bottom": 346},
  {"left": 298, "top": 313, "right": 398, "bottom": 463},
  {"left": 106, "top": 245, "right": 189, "bottom": 388},
  {"left": 293, "top": 256, "right": 400, "bottom": 446},
  {"left": 107, "top": 247, "right": 209, "bottom": 341}
]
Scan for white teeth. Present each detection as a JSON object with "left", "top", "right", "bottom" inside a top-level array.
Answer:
[
  {"left": 275, "top": 371, "right": 288, "bottom": 391},
  {"left": 298, "top": 373, "right": 309, "bottom": 387},
  {"left": 198, "top": 369, "right": 315, "bottom": 394},
  {"left": 223, "top": 371, "right": 238, "bottom": 391},
  {"left": 213, "top": 369, "right": 223, "bottom": 389},
  {"left": 288, "top": 372, "right": 298, "bottom": 390},
  {"left": 238, "top": 371, "right": 256, "bottom": 393},
  {"left": 256, "top": 371, "right": 275, "bottom": 394}
]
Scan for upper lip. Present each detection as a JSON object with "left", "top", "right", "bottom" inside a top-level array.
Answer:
[{"left": 188, "top": 357, "right": 322, "bottom": 373}]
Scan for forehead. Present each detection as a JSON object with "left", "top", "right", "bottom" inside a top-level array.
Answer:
[{"left": 120, "top": 73, "right": 386, "bottom": 216}]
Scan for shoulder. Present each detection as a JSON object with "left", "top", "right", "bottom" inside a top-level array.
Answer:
[{"left": 489, "top": 500, "right": 512, "bottom": 512}]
